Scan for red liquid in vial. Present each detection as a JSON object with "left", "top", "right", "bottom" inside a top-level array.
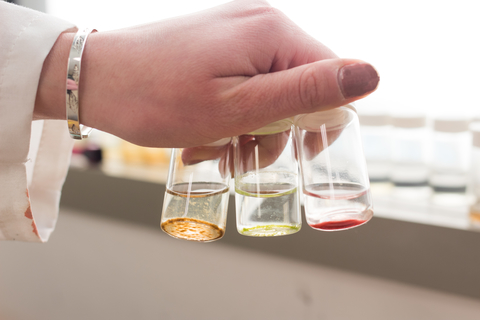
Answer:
[
  {"left": 309, "top": 219, "right": 367, "bottom": 231},
  {"left": 303, "top": 182, "right": 372, "bottom": 231}
]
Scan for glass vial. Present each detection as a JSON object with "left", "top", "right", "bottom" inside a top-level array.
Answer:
[
  {"left": 469, "top": 123, "right": 480, "bottom": 223},
  {"left": 234, "top": 119, "right": 301, "bottom": 237},
  {"left": 294, "top": 105, "right": 373, "bottom": 231},
  {"left": 161, "top": 138, "right": 232, "bottom": 242},
  {"left": 358, "top": 113, "right": 391, "bottom": 183},
  {"left": 429, "top": 118, "right": 471, "bottom": 206},
  {"left": 389, "top": 115, "right": 431, "bottom": 200}
]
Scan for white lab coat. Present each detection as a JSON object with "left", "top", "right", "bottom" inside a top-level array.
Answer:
[{"left": 0, "top": 2, "right": 75, "bottom": 242}]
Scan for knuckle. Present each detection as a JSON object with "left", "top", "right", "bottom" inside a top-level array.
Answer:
[
  {"left": 248, "top": 5, "right": 281, "bottom": 17},
  {"left": 247, "top": 6, "right": 285, "bottom": 29},
  {"left": 298, "top": 67, "right": 325, "bottom": 111}
]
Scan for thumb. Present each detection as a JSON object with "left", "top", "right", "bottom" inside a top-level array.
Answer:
[{"left": 226, "top": 59, "right": 379, "bottom": 125}]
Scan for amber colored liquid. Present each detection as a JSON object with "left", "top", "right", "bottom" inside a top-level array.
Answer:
[
  {"left": 161, "top": 217, "right": 224, "bottom": 241},
  {"left": 161, "top": 182, "right": 229, "bottom": 242}
]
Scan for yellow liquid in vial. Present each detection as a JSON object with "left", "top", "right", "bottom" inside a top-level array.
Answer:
[{"left": 235, "top": 181, "right": 301, "bottom": 237}]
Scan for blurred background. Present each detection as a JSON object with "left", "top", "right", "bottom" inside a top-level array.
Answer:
[{"left": 2, "top": 0, "right": 480, "bottom": 319}]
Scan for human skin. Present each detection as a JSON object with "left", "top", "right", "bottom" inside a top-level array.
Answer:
[
  {"left": 34, "top": 0, "right": 379, "bottom": 149},
  {"left": 181, "top": 131, "right": 291, "bottom": 177}
]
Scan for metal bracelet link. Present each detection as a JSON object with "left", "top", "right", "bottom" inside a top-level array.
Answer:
[{"left": 66, "top": 28, "right": 97, "bottom": 140}]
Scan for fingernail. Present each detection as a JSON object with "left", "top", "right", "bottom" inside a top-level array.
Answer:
[{"left": 338, "top": 63, "right": 379, "bottom": 99}]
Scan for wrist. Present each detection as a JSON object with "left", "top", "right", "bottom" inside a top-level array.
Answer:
[{"left": 34, "top": 31, "right": 76, "bottom": 121}]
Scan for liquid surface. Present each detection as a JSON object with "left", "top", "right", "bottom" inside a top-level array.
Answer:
[
  {"left": 303, "top": 182, "right": 369, "bottom": 200},
  {"left": 303, "top": 182, "right": 373, "bottom": 231},
  {"left": 161, "top": 182, "right": 229, "bottom": 242},
  {"left": 168, "top": 182, "right": 229, "bottom": 197},
  {"left": 235, "top": 180, "right": 301, "bottom": 237}
]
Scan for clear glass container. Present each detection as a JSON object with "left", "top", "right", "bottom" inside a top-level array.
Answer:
[
  {"left": 358, "top": 113, "right": 391, "bottom": 182},
  {"left": 234, "top": 119, "right": 301, "bottom": 237},
  {"left": 294, "top": 105, "right": 373, "bottom": 231},
  {"left": 389, "top": 115, "right": 431, "bottom": 200},
  {"left": 429, "top": 118, "right": 471, "bottom": 206},
  {"left": 160, "top": 138, "right": 232, "bottom": 242},
  {"left": 469, "top": 123, "right": 480, "bottom": 223}
]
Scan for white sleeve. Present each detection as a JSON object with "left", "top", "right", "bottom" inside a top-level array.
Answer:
[{"left": 0, "top": 2, "right": 75, "bottom": 242}]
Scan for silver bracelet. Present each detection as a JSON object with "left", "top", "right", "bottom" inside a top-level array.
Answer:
[{"left": 66, "top": 28, "right": 97, "bottom": 140}]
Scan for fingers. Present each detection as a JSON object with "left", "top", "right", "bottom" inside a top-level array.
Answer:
[
  {"left": 181, "top": 144, "right": 232, "bottom": 178},
  {"left": 181, "top": 131, "right": 290, "bottom": 178},
  {"left": 181, "top": 144, "right": 230, "bottom": 166},
  {"left": 236, "top": 131, "right": 290, "bottom": 175},
  {"left": 222, "top": 59, "right": 379, "bottom": 131},
  {"left": 302, "top": 128, "right": 343, "bottom": 161}
]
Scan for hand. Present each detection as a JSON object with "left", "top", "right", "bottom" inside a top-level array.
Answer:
[
  {"left": 35, "top": 0, "right": 379, "bottom": 149},
  {"left": 180, "top": 138, "right": 233, "bottom": 178},
  {"left": 234, "top": 130, "right": 290, "bottom": 175},
  {"left": 301, "top": 128, "right": 344, "bottom": 161},
  {"left": 181, "top": 130, "right": 289, "bottom": 178}
]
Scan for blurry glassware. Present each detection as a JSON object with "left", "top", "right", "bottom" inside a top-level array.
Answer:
[
  {"left": 70, "top": 131, "right": 103, "bottom": 168},
  {"left": 294, "top": 105, "right": 373, "bottom": 231},
  {"left": 120, "top": 140, "right": 170, "bottom": 166},
  {"left": 358, "top": 113, "right": 391, "bottom": 182},
  {"left": 161, "top": 138, "right": 232, "bottom": 242},
  {"left": 469, "top": 122, "right": 480, "bottom": 223},
  {"left": 98, "top": 132, "right": 122, "bottom": 164},
  {"left": 234, "top": 119, "right": 301, "bottom": 237},
  {"left": 430, "top": 118, "right": 471, "bottom": 206},
  {"left": 142, "top": 147, "right": 171, "bottom": 166},
  {"left": 390, "top": 114, "right": 431, "bottom": 200}
]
